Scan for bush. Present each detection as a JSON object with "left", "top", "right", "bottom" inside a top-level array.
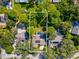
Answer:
[{"left": 4, "top": 45, "right": 13, "bottom": 54}]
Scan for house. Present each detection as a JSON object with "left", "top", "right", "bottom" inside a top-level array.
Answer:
[
  {"left": 0, "top": 0, "right": 13, "bottom": 9},
  {"left": 0, "top": 0, "right": 7, "bottom": 5},
  {"left": 36, "top": 32, "right": 46, "bottom": 41},
  {"left": 71, "top": 21, "right": 79, "bottom": 35},
  {"left": 32, "top": 34, "right": 46, "bottom": 50},
  {"left": 15, "top": 23, "right": 26, "bottom": 43},
  {"left": 0, "top": 14, "right": 7, "bottom": 28},
  {"left": 52, "top": 0, "right": 61, "bottom": 3},
  {"left": 48, "top": 29, "right": 63, "bottom": 48},
  {"left": 49, "top": 34, "right": 63, "bottom": 48},
  {"left": 6, "top": 1, "right": 13, "bottom": 9},
  {"left": 71, "top": 26, "right": 79, "bottom": 35},
  {"left": 15, "top": 0, "right": 28, "bottom": 3}
]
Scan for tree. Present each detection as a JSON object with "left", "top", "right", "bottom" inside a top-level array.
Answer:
[
  {"left": 60, "top": 21, "right": 72, "bottom": 35},
  {"left": 64, "top": 33, "right": 73, "bottom": 39},
  {"left": 27, "top": 26, "right": 37, "bottom": 36},
  {"left": 47, "top": 3, "right": 62, "bottom": 28},
  {"left": 0, "top": 6, "right": 8, "bottom": 13},
  {"left": 7, "top": 10, "right": 16, "bottom": 20},
  {"left": 44, "top": 48, "right": 57, "bottom": 59},
  {"left": 6, "top": 19, "right": 15, "bottom": 29},
  {"left": 13, "top": 4, "right": 29, "bottom": 23},
  {"left": 57, "top": 0, "right": 75, "bottom": 21},
  {"left": 15, "top": 41, "right": 29, "bottom": 59},
  {"left": 72, "top": 36, "right": 79, "bottom": 46},
  {"left": 58, "top": 39, "right": 76, "bottom": 58},
  {"left": 51, "top": 18, "right": 62, "bottom": 29},
  {"left": 48, "top": 26, "right": 56, "bottom": 39},
  {"left": 0, "top": 29, "right": 14, "bottom": 54}
]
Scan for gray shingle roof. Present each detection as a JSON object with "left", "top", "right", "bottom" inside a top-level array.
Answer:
[{"left": 72, "top": 26, "right": 79, "bottom": 35}]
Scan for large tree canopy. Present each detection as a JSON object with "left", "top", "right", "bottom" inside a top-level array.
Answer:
[{"left": 0, "top": 29, "right": 14, "bottom": 53}]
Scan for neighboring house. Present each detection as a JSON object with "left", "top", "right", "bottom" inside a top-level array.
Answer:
[
  {"left": 0, "top": 0, "right": 13, "bottom": 9},
  {"left": 71, "top": 21, "right": 79, "bottom": 35},
  {"left": 0, "top": 14, "right": 7, "bottom": 28},
  {"left": 49, "top": 34, "right": 63, "bottom": 48},
  {"left": 6, "top": 1, "right": 13, "bottom": 9},
  {"left": 71, "top": 26, "right": 79, "bottom": 35},
  {"left": 0, "top": 0, "right": 7, "bottom": 5},
  {"left": 32, "top": 34, "right": 46, "bottom": 50},
  {"left": 15, "top": 23, "right": 26, "bottom": 43},
  {"left": 15, "top": 0, "right": 28, "bottom": 3}
]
